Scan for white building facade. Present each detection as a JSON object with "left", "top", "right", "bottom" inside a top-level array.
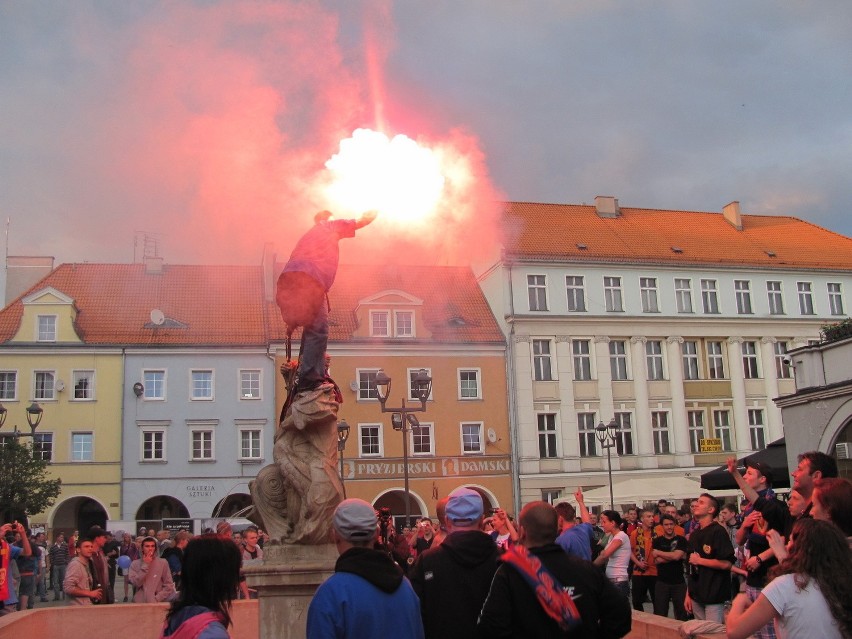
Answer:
[{"left": 479, "top": 198, "right": 852, "bottom": 509}]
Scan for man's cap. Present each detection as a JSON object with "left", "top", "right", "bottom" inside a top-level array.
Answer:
[
  {"left": 86, "top": 525, "right": 108, "bottom": 540},
  {"left": 445, "top": 487, "right": 484, "bottom": 523},
  {"left": 745, "top": 460, "right": 774, "bottom": 485},
  {"left": 333, "top": 499, "right": 377, "bottom": 542}
]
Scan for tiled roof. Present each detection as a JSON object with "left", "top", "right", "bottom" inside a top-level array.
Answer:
[
  {"left": 0, "top": 263, "right": 268, "bottom": 345},
  {"left": 0, "top": 262, "right": 505, "bottom": 347},
  {"left": 266, "top": 263, "right": 505, "bottom": 344},
  {"left": 505, "top": 202, "right": 852, "bottom": 271}
]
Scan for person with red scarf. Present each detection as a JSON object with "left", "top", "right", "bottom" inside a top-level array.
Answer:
[{"left": 0, "top": 522, "right": 31, "bottom": 615}]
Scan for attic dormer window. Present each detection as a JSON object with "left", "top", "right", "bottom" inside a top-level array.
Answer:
[
  {"left": 765, "top": 250, "right": 777, "bottom": 258},
  {"left": 671, "top": 246, "right": 684, "bottom": 254},
  {"left": 37, "top": 315, "right": 57, "bottom": 342},
  {"left": 576, "top": 243, "right": 588, "bottom": 250},
  {"left": 369, "top": 309, "right": 415, "bottom": 338}
]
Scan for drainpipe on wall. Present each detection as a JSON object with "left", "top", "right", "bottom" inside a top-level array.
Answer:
[
  {"left": 119, "top": 348, "right": 126, "bottom": 521},
  {"left": 505, "top": 259, "right": 522, "bottom": 516}
]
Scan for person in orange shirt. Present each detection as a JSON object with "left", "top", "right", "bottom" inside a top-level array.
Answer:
[
  {"left": 654, "top": 504, "right": 685, "bottom": 537},
  {"left": 629, "top": 509, "right": 658, "bottom": 611}
]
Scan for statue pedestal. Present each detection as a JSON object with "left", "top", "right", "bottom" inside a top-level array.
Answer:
[{"left": 244, "top": 543, "right": 338, "bottom": 639}]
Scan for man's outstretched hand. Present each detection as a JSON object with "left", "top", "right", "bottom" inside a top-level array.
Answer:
[{"left": 356, "top": 209, "right": 378, "bottom": 228}]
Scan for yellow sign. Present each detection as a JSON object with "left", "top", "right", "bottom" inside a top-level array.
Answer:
[{"left": 700, "top": 438, "right": 722, "bottom": 453}]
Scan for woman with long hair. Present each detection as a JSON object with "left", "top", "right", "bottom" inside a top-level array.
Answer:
[
  {"left": 160, "top": 534, "right": 242, "bottom": 639},
  {"left": 592, "top": 510, "right": 631, "bottom": 598},
  {"left": 726, "top": 518, "right": 852, "bottom": 639},
  {"left": 811, "top": 476, "right": 852, "bottom": 538}
]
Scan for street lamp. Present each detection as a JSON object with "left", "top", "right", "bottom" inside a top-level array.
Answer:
[
  {"left": 0, "top": 401, "right": 44, "bottom": 439},
  {"left": 337, "top": 419, "right": 351, "bottom": 497},
  {"left": 596, "top": 418, "right": 620, "bottom": 510},
  {"left": 374, "top": 368, "right": 432, "bottom": 527}
]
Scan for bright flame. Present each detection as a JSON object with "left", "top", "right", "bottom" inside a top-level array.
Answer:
[{"left": 323, "top": 128, "right": 446, "bottom": 224}]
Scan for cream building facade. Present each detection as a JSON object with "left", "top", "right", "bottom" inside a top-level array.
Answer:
[{"left": 479, "top": 198, "right": 852, "bottom": 510}]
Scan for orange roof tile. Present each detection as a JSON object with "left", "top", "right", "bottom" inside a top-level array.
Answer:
[
  {"left": 505, "top": 202, "right": 852, "bottom": 271},
  {"left": 0, "top": 263, "right": 268, "bottom": 345},
  {"left": 266, "top": 263, "right": 505, "bottom": 344}
]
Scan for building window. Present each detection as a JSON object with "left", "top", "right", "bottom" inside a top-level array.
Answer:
[
  {"left": 37, "top": 315, "right": 57, "bottom": 342},
  {"left": 707, "top": 341, "right": 725, "bottom": 379},
  {"left": 688, "top": 411, "right": 705, "bottom": 453},
  {"left": 143, "top": 370, "right": 166, "bottom": 400},
  {"left": 407, "top": 368, "right": 433, "bottom": 401},
  {"left": 577, "top": 412, "right": 597, "bottom": 457},
  {"left": 461, "top": 422, "right": 484, "bottom": 454},
  {"left": 411, "top": 422, "right": 434, "bottom": 456},
  {"left": 532, "top": 339, "right": 554, "bottom": 381},
  {"left": 34, "top": 371, "right": 56, "bottom": 400},
  {"left": 458, "top": 369, "right": 481, "bottom": 400},
  {"left": 370, "top": 310, "right": 390, "bottom": 337},
  {"left": 604, "top": 276, "right": 623, "bottom": 312},
  {"left": 614, "top": 412, "right": 634, "bottom": 455},
  {"left": 357, "top": 369, "right": 380, "bottom": 400},
  {"left": 682, "top": 341, "right": 700, "bottom": 380},
  {"left": 191, "top": 370, "right": 214, "bottom": 400},
  {"left": 774, "top": 341, "right": 792, "bottom": 379},
  {"left": 141, "top": 430, "right": 165, "bottom": 461},
  {"left": 190, "top": 430, "right": 214, "bottom": 461},
  {"left": 541, "top": 490, "right": 562, "bottom": 505},
  {"left": 797, "top": 282, "right": 815, "bottom": 315},
  {"left": 537, "top": 413, "right": 558, "bottom": 459},
  {"left": 701, "top": 279, "right": 719, "bottom": 314},
  {"left": 645, "top": 340, "right": 664, "bottom": 381},
  {"left": 640, "top": 277, "right": 659, "bottom": 313},
  {"left": 71, "top": 432, "right": 93, "bottom": 461},
  {"left": 828, "top": 283, "right": 844, "bottom": 315},
  {"left": 735, "top": 280, "right": 753, "bottom": 314},
  {"left": 33, "top": 433, "right": 53, "bottom": 462},
  {"left": 566, "top": 276, "right": 586, "bottom": 312},
  {"left": 767, "top": 281, "right": 785, "bottom": 315},
  {"left": 358, "top": 424, "right": 382, "bottom": 457},
  {"left": 609, "top": 340, "right": 628, "bottom": 381},
  {"left": 742, "top": 341, "right": 759, "bottom": 379},
  {"left": 528, "top": 274, "right": 548, "bottom": 311},
  {"left": 712, "top": 410, "right": 733, "bottom": 451},
  {"left": 395, "top": 310, "right": 415, "bottom": 337},
  {"left": 651, "top": 411, "right": 670, "bottom": 454},
  {"left": 748, "top": 409, "right": 766, "bottom": 451},
  {"left": 675, "top": 278, "right": 693, "bottom": 313},
  {"left": 0, "top": 371, "right": 17, "bottom": 400},
  {"left": 72, "top": 370, "right": 95, "bottom": 400},
  {"left": 572, "top": 339, "right": 592, "bottom": 380},
  {"left": 239, "top": 429, "right": 262, "bottom": 460},
  {"left": 240, "top": 370, "right": 261, "bottom": 399}
]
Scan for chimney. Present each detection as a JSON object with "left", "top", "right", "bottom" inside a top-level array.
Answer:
[
  {"left": 595, "top": 196, "right": 621, "bottom": 218},
  {"left": 144, "top": 255, "right": 164, "bottom": 274},
  {"left": 723, "top": 201, "right": 743, "bottom": 230},
  {"left": 261, "top": 242, "right": 276, "bottom": 303},
  {"left": 4, "top": 255, "right": 55, "bottom": 305}
]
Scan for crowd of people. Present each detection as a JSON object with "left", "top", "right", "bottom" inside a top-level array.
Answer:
[
  {"left": 2, "top": 448, "right": 851, "bottom": 638},
  {"left": 0, "top": 520, "right": 269, "bottom": 615}
]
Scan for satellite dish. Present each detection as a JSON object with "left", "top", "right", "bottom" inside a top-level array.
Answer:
[
  {"left": 55, "top": 379, "right": 66, "bottom": 392},
  {"left": 487, "top": 428, "right": 499, "bottom": 443},
  {"left": 150, "top": 309, "right": 165, "bottom": 326}
]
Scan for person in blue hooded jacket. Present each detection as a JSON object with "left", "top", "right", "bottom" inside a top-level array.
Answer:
[{"left": 307, "top": 498, "right": 423, "bottom": 639}]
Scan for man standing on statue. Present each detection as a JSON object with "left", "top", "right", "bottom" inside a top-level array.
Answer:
[{"left": 277, "top": 209, "right": 377, "bottom": 394}]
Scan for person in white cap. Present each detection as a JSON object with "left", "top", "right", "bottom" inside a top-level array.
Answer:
[
  {"left": 409, "top": 487, "right": 500, "bottom": 639},
  {"left": 306, "top": 498, "right": 423, "bottom": 639}
]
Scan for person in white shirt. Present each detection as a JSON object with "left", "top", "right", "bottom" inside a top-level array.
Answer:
[
  {"left": 726, "top": 518, "right": 852, "bottom": 639},
  {"left": 593, "top": 510, "right": 631, "bottom": 599}
]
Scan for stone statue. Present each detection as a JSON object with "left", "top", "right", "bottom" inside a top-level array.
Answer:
[{"left": 249, "top": 384, "right": 343, "bottom": 544}]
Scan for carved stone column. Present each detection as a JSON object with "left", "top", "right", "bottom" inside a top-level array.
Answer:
[
  {"left": 666, "top": 336, "right": 688, "bottom": 455},
  {"left": 760, "top": 337, "right": 783, "bottom": 442},
  {"left": 629, "top": 336, "right": 653, "bottom": 456},
  {"left": 726, "top": 337, "right": 751, "bottom": 452}
]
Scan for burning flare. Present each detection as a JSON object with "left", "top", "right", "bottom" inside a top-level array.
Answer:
[{"left": 323, "top": 128, "right": 446, "bottom": 225}]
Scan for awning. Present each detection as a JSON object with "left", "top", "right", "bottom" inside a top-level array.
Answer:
[
  {"left": 582, "top": 474, "right": 704, "bottom": 506},
  {"left": 700, "top": 438, "right": 790, "bottom": 490}
]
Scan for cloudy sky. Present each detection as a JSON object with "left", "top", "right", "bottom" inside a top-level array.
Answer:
[{"left": 2, "top": 1, "right": 851, "bottom": 272}]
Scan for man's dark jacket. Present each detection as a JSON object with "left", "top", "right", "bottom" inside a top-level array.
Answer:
[
  {"left": 409, "top": 529, "right": 500, "bottom": 639},
  {"left": 476, "top": 544, "right": 632, "bottom": 639}
]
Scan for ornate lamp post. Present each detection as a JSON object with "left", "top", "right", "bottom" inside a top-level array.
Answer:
[
  {"left": 374, "top": 368, "right": 432, "bottom": 527},
  {"left": 0, "top": 401, "right": 44, "bottom": 439},
  {"left": 337, "top": 419, "right": 350, "bottom": 497},
  {"left": 596, "top": 418, "right": 619, "bottom": 510}
]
